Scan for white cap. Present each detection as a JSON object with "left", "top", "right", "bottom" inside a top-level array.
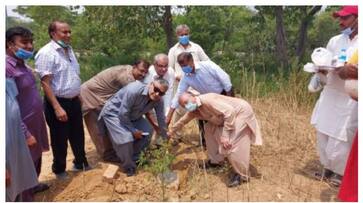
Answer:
[{"left": 311, "top": 48, "right": 333, "bottom": 67}]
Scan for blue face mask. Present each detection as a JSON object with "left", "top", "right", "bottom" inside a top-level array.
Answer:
[
  {"left": 341, "top": 27, "right": 354, "bottom": 36},
  {"left": 179, "top": 35, "right": 190, "bottom": 45},
  {"left": 15, "top": 48, "right": 34, "bottom": 60},
  {"left": 185, "top": 100, "right": 197, "bottom": 112},
  {"left": 56, "top": 40, "right": 69, "bottom": 48},
  {"left": 182, "top": 65, "right": 193, "bottom": 74}
]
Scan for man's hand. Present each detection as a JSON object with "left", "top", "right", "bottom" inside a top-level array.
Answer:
[
  {"left": 133, "top": 130, "right": 143, "bottom": 140},
  {"left": 6, "top": 170, "right": 11, "bottom": 187},
  {"left": 167, "top": 130, "right": 175, "bottom": 139},
  {"left": 338, "top": 63, "right": 358, "bottom": 80},
  {"left": 220, "top": 137, "right": 232, "bottom": 150},
  {"left": 26, "top": 135, "right": 37, "bottom": 148},
  {"left": 55, "top": 106, "right": 68, "bottom": 122}
]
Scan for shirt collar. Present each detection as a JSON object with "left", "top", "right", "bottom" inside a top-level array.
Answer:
[
  {"left": 177, "top": 41, "right": 193, "bottom": 49},
  {"left": 186, "top": 63, "right": 201, "bottom": 76},
  {"left": 196, "top": 96, "right": 202, "bottom": 107},
  {"left": 50, "top": 40, "right": 72, "bottom": 50},
  {"left": 142, "top": 83, "right": 150, "bottom": 96},
  {"left": 6, "top": 54, "right": 24, "bottom": 67}
]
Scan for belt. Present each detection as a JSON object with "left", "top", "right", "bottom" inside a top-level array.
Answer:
[{"left": 55, "top": 96, "right": 79, "bottom": 102}]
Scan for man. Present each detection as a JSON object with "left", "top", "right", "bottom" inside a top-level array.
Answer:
[
  {"left": 166, "top": 52, "right": 234, "bottom": 141},
  {"left": 6, "top": 26, "right": 50, "bottom": 196},
  {"left": 35, "top": 20, "right": 90, "bottom": 179},
  {"left": 6, "top": 78, "right": 38, "bottom": 201},
  {"left": 168, "top": 92, "right": 262, "bottom": 187},
  {"left": 143, "top": 54, "right": 175, "bottom": 145},
  {"left": 310, "top": 6, "right": 358, "bottom": 187},
  {"left": 100, "top": 79, "right": 169, "bottom": 176},
  {"left": 80, "top": 60, "right": 150, "bottom": 162},
  {"left": 144, "top": 53, "right": 175, "bottom": 114}
]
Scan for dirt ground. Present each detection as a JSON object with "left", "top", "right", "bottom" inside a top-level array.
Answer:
[{"left": 34, "top": 97, "right": 340, "bottom": 202}]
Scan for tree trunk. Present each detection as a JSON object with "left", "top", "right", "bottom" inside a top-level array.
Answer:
[
  {"left": 296, "top": 6, "right": 322, "bottom": 63},
  {"left": 162, "top": 6, "right": 174, "bottom": 50},
  {"left": 275, "top": 6, "right": 289, "bottom": 68}
]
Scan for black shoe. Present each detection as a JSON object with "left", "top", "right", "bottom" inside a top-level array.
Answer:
[
  {"left": 329, "top": 173, "right": 342, "bottom": 187},
  {"left": 33, "top": 183, "right": 50, "bottom": 194},
  {"left": 199, "top": 160, "right": 222, "bottom": 169},
  {"left": 126, "top": 168, "right": 136, "bottom": 177},
  {"left": 227, "top": 173, "right": 249, "bottom": 188},
  {"left": 314, "top": 168, "right": 334, "bottom": 181}
]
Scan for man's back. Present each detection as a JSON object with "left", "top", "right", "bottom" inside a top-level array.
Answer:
[{"left": 80, "top": 65, "right": 135, "bottom": 112}]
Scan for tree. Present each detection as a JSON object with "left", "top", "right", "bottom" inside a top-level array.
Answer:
[
  {"left": 275, "top": 6, "right": 289, "bottom": 68},
  {"left": 295, "top": 6, "right": 322, "bottom": 62}
]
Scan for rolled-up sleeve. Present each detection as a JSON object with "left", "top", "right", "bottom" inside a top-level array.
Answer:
[
  {"left": 35, "top": 52, "right": 55, "bottom": 78},
  {"left": 118, "top": 91, "right": 138, "bottom": 134},
  {"left": 211, "top": 62, "right": 232, "bottom": 92}
]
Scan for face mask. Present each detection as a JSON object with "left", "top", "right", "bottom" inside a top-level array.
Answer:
[
  {"left": 182, "top": 65, "right": 193, "bottom": 74},
  {"left": 56, "top": 40, "right": 69, "bottom": 48},
  {"left": 341, "top": 27, "right": 354, "bottom": 36},
  {"left": 185, "top": 100, "right": 197, "bottom": 112},
  {"left": 14, "top": 48, "right": 34, "bottom": 60},
  {"left": 179, "top": 35, "right": 190, "bottom": 45}
]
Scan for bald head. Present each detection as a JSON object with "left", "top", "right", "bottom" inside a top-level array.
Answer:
[{"left": 178, "top": 92, "right": 195, "bottom": 107}]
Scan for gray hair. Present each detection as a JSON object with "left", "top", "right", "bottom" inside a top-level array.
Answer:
[
  {"left": 175, "top": 24, "right": 190, "bottom": 34},
  {"left": 154, "top": 53, "right": 168, "bottom": 64},
  {"left": 154, "top": 78, "right": 169, "bottom": 89}
]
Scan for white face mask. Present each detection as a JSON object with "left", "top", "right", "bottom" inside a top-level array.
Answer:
[
  {"left": 184, "top": 100, "right": 197, "bottom": 112},
  {"left": 341, "top": 27, "right": 354, "bottom": 36}
]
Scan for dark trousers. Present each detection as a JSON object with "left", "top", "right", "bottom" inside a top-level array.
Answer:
[{"left": 44, "top": 97, "right": 88, "bottom": 174}]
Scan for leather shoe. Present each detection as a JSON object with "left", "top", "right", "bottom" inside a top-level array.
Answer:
[
  {"left": 126, "top": 168, "right": 136, "bottom": 177},
  {"left": 227, "top": 173, "right": 249, "bottom": 188}
]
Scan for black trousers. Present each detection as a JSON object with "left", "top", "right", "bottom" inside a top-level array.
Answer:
[{"left": 44, "top": 96, "right": 88, "bottom": 174}]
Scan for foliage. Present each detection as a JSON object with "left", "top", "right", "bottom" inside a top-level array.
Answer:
[
  {"left": 7, "top": 5, "right": 342, "bottom": 108},
  {"left": 138, "top": 141, "right": 175, "bottom": 201}
]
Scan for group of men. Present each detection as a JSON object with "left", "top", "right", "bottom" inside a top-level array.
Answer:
[
  {"left": 6, "top": 21, "right": 262, "bottom": 201},
  {"left": 5, "top": 5, "right": 358, "bottom": 202}
]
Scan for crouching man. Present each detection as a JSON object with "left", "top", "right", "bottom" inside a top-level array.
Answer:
[
  {"left": 168, "top": 92, "right": 262, "bottom": 187},
  {"left": 99, "top": 79, "right": 169, "bottom": 176}
]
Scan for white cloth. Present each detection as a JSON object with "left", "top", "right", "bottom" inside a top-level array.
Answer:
[
  {"left": 311, "top": 34, "right": 358, "bottom": 142},
  {"left": 316, "top": 131, "right": 354, "bottom": 175},
  {"left": 35, "top": 40, "right": 81, "bottom": 98},
  {"left": 143, "top": 65, "right": 175, "bottom": 114},
  {"left": 168, "top": 41, "right": 209, "bottom": 79}
]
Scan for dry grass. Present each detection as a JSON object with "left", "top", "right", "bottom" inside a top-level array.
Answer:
[{"left": 34, "top": 71, "right": 339, "bottom": 201}]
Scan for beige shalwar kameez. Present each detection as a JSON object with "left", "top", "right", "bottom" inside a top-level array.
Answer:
[{"left": 170, "top": 93, "right": 262, "bottom": 177}]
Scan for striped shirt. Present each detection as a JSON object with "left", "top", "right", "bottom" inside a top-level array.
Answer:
[{"left": 35, "top": 40, "right": 81, "bottom": 98}]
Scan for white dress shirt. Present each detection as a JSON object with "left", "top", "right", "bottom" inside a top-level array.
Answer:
[{"left": 143, "top": 65, "right": 175, "bottom": 114}]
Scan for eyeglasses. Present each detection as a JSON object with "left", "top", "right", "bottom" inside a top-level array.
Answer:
[
  {"left": 155, "top": 63, "right": 168, "bottom": 68},
  {"left": 153, "top": 85, "right": 166, "bottom": 96}
]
